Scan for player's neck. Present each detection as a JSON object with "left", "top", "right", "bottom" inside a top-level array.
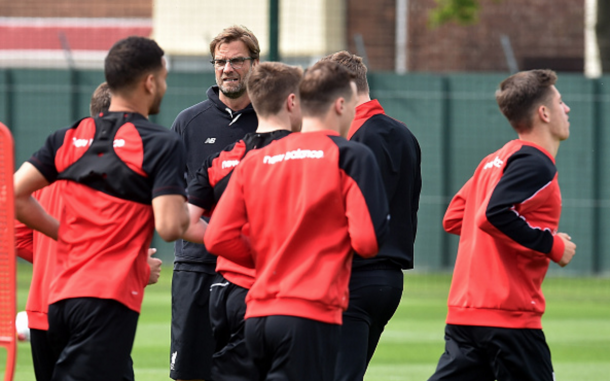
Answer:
[
  {"left": 220, "top": 93, "right": 251, "bottom": 112},
  {"left": 301, "top": 116, "right": 341, "bottom": 135},
  {"left": 108, "top": 98, "right": 149, "bottom": 118},
  {"left": 518, "top": 130, "right": 560, "bottom": 158},
  {"left": 256, "top": 114, "right": 291, "bottom": 133},
  {"left": 356, "top": 93, "right": 371, "bottom": 107}
]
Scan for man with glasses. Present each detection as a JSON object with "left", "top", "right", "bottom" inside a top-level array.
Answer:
[{"left": 170, "top": 25, "right": 260, "bottom": 381}]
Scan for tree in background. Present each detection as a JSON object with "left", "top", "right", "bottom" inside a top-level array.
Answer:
[
  {"left": 428, "top": 0, "right": 491, "bottom": 27},
  {"left": 429, "top": 0, "right": 610, "bottom": 73}
]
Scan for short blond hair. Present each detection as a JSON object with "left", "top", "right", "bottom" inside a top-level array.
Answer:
[
  {"left": 321, "top": 51, "right": 369, "bottom": 94},
  {"left": 90, "top": 82, "right": 111, "bottom": 116},
  {"left": 247, "top": 62, "right": 303, "bottom": 117},
  {"left": 300, "top": 61, "right": 356, "bottom": 117},
  {"left": 495, "top": 69, "right": 557, "bottom": 133}
]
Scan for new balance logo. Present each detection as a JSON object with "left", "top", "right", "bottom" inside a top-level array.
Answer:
[
  {"left": 72, "top": 138, "right": 126, "bottom": 148},
  {"left": 205, "top": 138, "right": 216, "bottom": 144},
  {"left": 483, "top": 156, "right": 503, "bottom": 169},
  {"left": 221, "top": 160, "right": 240, "bottom": 169},
  {"left": 263, "top": 149, "right": 324, "bottom": 165},
  {"left": 72, "top": 138, "right": 93, "bottom": 147}
]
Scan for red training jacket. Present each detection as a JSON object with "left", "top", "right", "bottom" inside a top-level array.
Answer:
[
  {"left": 28, "top": 113, "right": 186, "bottom": 313},
  {"left": 188, "top": 130, "right": 292, "bottom": 289},
  {"left": 444, "top": 140, "right": 565, "bottom": 329},
  {"left": 205, "top": 131, "right": 389, "bottom": 324}
]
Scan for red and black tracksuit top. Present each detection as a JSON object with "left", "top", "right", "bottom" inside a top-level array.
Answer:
[
  {"left": 188, "top": 130, "right": 292, "bottom": 289},
  {"left": 348, "top": 100, "right": 421, "bottom": 271},
  {"left": 204, "top": 130, "right": 390, "bottom": 324},
  {"left": 171, "top": 86, "right": 258, "bottom": 273},
  {"left": 443, "top": 140, "right": 565, "bottom": 329},
  {"left": 28, "top": 112, "right": 186, "bottom": 313}
]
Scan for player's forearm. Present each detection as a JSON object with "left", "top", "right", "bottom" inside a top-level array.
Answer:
[
  {"left": 182, "top": 219, "right": 208, "bottom": 244},
  {"left": 15, "top": 195, "right": 58, "bottom": 240},
  {"left": 205, "top": 231, "right": 253, "bottom": 268},
  {"left": 153, "top": 195, "right": 190, "bottom": 242},
  {"left": 15, "top": 221, "right": 34, "bottom": 262},
  {"left": 442, "top": 213, "right": 463, "bottom": 235},
  {"left": 16, "top": 247, "right": 34, "bottom": 263},
  {"left": 443, "top": 193, "right": 465, "bottom": 234},
  {"left": 443, "top": 179, "right": 471, "bottom": 235},
  {"left": 157, "top": 212, "right": 189, "bottom": 242}
]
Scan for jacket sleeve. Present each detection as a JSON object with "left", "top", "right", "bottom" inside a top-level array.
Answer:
[
  {"left": 203, "top": 164, "right": 254, "bottom": 268},
  {"left": 188, "top": 141, "right": 245, "bottom": 216},
  {"left": 478, "top": 149, "right": 561, "bottom": 258},
  {"left": 354, "top": 120, "right": 422, "bottom": 245},
  {"left": 28, "top": 127, "right": 70, "bottom": 184},
  {"left": 340, "top": 143, "right": 390, "bottom": 258},
  {"left": 443, "top": 177, "right": 473, "bottom": 235},
  {"left": 187, "top": 153, "right": 219, "bottom": 213},
  {"left": 149, "top": 134, "right": 188, "bottom": 199},
  {"left": 15, "top": 220, "right": 34, "bottom": 263}
]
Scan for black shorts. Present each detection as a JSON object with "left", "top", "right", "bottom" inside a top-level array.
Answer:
[
  {"left": 30, "top": 328, "right": 57, "bottom": 381},
  {"left": 428, "top": 324, "right": 554, "bottom": 381},
  {"left": 335, "top": 267, "right": 403, "bottom": 381},
  {"left": 209, "top": 274, "right": 257, "bottom": 381},
  {"left": 47, "top": 298, "right": 139, "bottom": 381},
  {"left": 31, "top": 327, "right": 136, "bottom": 381},
  {"left": 245, "top": 315, "right": 340, "bottom": 381},
  {"left": 170, "top": 269, "right": 216, "bottom": 380}
]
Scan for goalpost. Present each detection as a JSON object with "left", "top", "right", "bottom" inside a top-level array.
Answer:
[{"left": 0, "top": 122, "right": 16, "bottom": 381}]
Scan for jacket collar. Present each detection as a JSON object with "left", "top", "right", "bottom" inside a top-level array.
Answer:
[{"left": 347, "top": 99, "right": 385, "bottom": 140}]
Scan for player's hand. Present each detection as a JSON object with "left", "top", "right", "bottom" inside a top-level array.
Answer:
[
  {"left": 147, "top": 248, "right": 162, "bottom": 285},
  {"left": 556, "top": 232, "right": 576, "bottom": 267}
]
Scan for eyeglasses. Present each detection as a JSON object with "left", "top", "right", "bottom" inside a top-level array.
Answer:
[{"left": 210, "top": 57, "right": 253, "bottom": 70}]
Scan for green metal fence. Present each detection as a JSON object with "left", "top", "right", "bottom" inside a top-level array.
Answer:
[{"left": 2, "top": 68, "right": 609, "bottom": 275}]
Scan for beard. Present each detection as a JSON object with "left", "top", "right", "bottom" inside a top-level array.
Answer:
[
  {"left": 217, "top": 68, "right": 252, "bottom": 99},
  {"left": 149, "top": 92, "right": 163, "bottom": 115},
  {"left": 219, "top": 81, "right": 247, "bottom": 99}
]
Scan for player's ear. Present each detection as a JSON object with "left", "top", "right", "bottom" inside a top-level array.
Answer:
[
  {"left": 537, "top": 104, "right": 551, "bottom": 123},
  {"left": 144, "top": 73, "right": 156, "bottom": 95},
  {"left": 334, "top": 97, "right": 345, "bottom": 115},
  {"left": 286, "top": 93, "right": 296, "bottom": 112}
]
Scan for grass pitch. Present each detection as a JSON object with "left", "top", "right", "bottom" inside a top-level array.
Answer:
[{"left": 4, "top": 262, "right": 610, "bottom": 380}]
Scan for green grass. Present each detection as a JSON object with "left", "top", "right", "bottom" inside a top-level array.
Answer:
[
  {"left": 4, "top": 263, "right": 610, "bottom": 380},
  {"left": 364, "top": 274, "right": 610, "bottom": 380}
]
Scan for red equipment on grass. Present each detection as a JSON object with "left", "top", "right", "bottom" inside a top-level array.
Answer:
[{"left": 0, "top": 122, "right": 16, "bottom": 381}]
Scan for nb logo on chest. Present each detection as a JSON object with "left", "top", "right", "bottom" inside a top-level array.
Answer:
[{"left": 205, "top": 138, "right": 216, "bottom": 144}]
